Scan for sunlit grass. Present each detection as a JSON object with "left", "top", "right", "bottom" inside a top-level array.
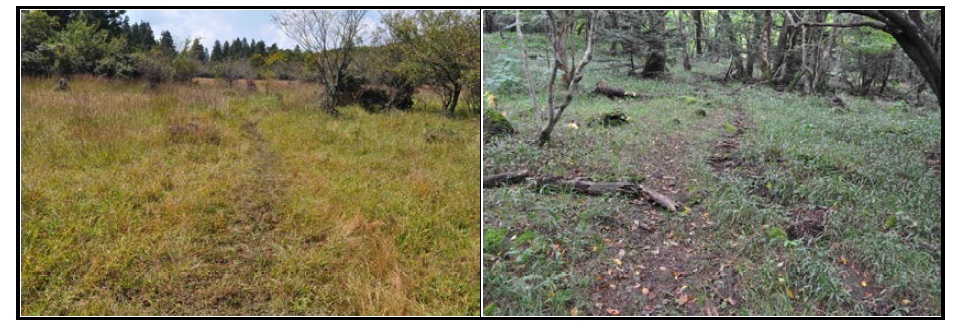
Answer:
[{"left": 20, "top": 76, "right": 480, "bottom": 315}]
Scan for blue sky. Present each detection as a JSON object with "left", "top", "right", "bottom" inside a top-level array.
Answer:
[{"left": 125, "top": 10, "right": 384, "bottom": 50}]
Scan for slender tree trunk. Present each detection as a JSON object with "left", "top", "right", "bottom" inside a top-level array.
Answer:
[
  {"left": 515, "top": 11, "right": 541, "bottom": 126},
  {"left": 745, "top": 11, "right": 759, "bottom": 78},
  {"left": 678, "top": 10, "right": 691, "bottom": 71},
  {"left": 693, "top": 10, "right": 704, "bottom": 56},
  {"left": 879, "top": 53, "right": 894, "bottom": 95},
  {"left": 761, "top": 11, "right": 772, "bottom": 80}
]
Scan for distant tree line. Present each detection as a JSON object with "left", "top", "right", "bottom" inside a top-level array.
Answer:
[{"left": 20, "top": 9, "right": 481, "bottom": 114}]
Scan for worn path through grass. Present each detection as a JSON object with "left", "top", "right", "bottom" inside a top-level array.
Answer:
[
  {"left": 20, "top": 77, "right": 480, "bottom": 316},
  {"left": 483, "top": 32, "right": 940, "bottom": 316}
]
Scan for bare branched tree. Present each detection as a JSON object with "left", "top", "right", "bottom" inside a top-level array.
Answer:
[
  {"left": 273, "top": 10, "right": 366, "bottom": 113},
  {"left": 516, "top": 10, "right": 599, "bottom": 146}
]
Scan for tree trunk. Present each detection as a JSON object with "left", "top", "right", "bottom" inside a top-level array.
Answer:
[
  {"left": 642, "top": 10, "right": 668, "bottom": 79},
  {"left": 608, "top": 11, "right": 621, "bottom": 56},
  {"left": 678, "top": 10, "right": 692, "bottom": 71},
  {"left": 761, "top": 11, "right": 772, "bottom": 80},
  {"left": 483, "top": 10, "right": 498, "bottom": 33},
  {"left": 879, "top": 53, "right": 894, "bottom": 95},
  {"left": 720, "top": 11, "right": 748, "bottom": 81},
  {"left": 693, "top": 10, "right": 704, "bottom": 56},
  {"left": 745, "top": 10, "right": 761, "bottom": 78}
]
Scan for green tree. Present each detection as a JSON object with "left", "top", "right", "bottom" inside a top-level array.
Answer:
[
  {"left": 20, "top": 10, "right": 60, "bottom": 53},
  {"left": 46, "top": 16, "right": 109, "bottom": 75},
  {"left": 189, "top": 38, "right": 207, "bottom": 62},
  {"left": 221, "top": 40, "right": 231, "bottom": 59},
  {"left": 382, "top": 10, "right": 480, "bottom": 114},
  {"left": 211, "top": 40, "right": 223, "bottom": 61},
  {"left": 158, "top": 30, "right": 176, "bottom": 57},
  {"left": 124, "top": 21, "right": 156, "bottom": 51}
]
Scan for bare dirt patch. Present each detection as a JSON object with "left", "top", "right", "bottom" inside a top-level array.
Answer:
[
  {"left": 707, "top": 107, "right": 749, "bottom": 174},
  {"left": 785, "top": 205, "right": 827, "bottom": 240},
  {"left": 925, "top": 150, "right": 940, "bottom": 172}
]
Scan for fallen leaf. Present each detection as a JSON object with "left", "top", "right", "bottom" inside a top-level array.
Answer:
[
  {"left": 651, "top": 249, "right": 660, "bottom": 256},
  {"left": 704, "top": 300, "right": 718, "bottom": 316},
  {"left": 901, "top": 299, "right": 911, "bottom": 305},
  {"left": 570, "top": 308, "right": 578, "bottom": 316},
  {"left": 613, "top": 258, "right": 622, "bottom": 266},
  {"left": 591, "top": 246, "right": 598, "bottom": 252},
  {"left": 659, "top": 266, "right": 667, "bottom": 271},
  {"left": 786, "top": 288, "right": 795, "bottom": 300},
  {"left": 677, "top": 295, "right": 689, "bottom": 306},
  {"left": 606, "top": 308, "right": 620, "bottom": 315}
]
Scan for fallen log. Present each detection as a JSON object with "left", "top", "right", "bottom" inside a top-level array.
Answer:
[
  {"left": 594, "top": 81, "right": 629, "bottom": 100},
  {"left": 482, "top": 170, "right": 530, "bottom": 188},
  {"left": 535, "top": 177, "right": 639, "bottom": 196},
  {"left": 536, "top": 177, "right": 679, "bottom": 212},
  {"left": 484, "top": 171, "right": 680, "bottom": 212},
  {"left": 639, "top": 185, "right": 678, "bottom": 213}
]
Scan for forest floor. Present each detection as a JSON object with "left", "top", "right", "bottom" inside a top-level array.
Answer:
[
  {"left": 20, "top": 76, "right": 481, "bottom": 315},
  {"left": 482, "top": 33, "right": 941, "bottom": 316}
]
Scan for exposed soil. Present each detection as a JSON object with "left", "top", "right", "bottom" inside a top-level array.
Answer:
[
  {"left": 581, "top": 106, "right": 737, "bottom": 316},
  {"left": 707, "top": 107, "right": 749, "bottom": 174},
  {"left": 925, "top": 150, "right": 940, "bottom": 173},
  {"left": 785, "top": 205, "right": 827, "bottom": 240},
  {"left": 833, "top": 257, "right": 889, "bottom": 315}
]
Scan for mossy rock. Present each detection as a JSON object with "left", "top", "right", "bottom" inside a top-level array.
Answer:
[
  {"left": 483, "top": 108, "right": 515, "bottom": 138},
  {"left": 587, "top": 111, "right": 630, "bottom": 127}
]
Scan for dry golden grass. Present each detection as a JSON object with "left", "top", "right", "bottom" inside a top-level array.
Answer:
[{"left": 20, "top": 76, "right": 480, "bottom": 316}]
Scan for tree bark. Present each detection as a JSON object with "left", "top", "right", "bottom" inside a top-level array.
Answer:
[
  {"left": 761, "top": 11, "right": 772, "bottom": 80},
  {"left": 693, "top": 10, "right": 704, "bottom": 56},
  {"left": 483, "top": 170, "right": 530, "bottom": 188},
  {"left": 720, "top": 11, "right": 748, "bottom": 81},
  {"left": 642, "top": 10, "right": 669, "bottom": 78},
  {"left": 678, "top": 10, "right": 692, "bottom": 71}
]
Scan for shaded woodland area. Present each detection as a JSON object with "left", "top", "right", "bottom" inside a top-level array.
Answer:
[
  {"left": 482, "top": 10, "right": 939, "bottom": 317},
  {"left": 484, "top": 10, "right": 941, "bottom": 145}
]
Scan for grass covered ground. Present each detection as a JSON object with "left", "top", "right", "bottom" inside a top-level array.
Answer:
[
  {"left": 482, "top": 33, "right": 940, "bottom": 316},
  {"left": 20, "top": 76, "right": 480, "bottom": 315}
]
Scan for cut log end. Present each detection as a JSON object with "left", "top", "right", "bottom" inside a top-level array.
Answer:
[{"left": 639, "top": 185, "right": 678, "bottom": 212}]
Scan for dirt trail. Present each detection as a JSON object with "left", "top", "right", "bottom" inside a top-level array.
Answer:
[
  {"left": 183, "top": 117, "right": 285, "bottom": 314},
  {"left": 584, "top": 106, "right": 736, "bottom": 316}
]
